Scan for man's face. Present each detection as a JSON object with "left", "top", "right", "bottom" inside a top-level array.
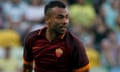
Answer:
[{"left": 47, "top": 7, "right": 69, "bottom": 34}]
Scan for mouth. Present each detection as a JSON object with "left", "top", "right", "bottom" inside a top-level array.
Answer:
[
  {"left": 60, "top": 25, "right": 67, "bottom": 28},
  {"left": 60, "top": 27, "right": 67, "bottom": 33},
  {"left": 60, "top": 26, "right": 67, "bottom": 30}
]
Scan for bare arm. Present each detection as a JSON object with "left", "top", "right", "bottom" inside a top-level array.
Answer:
[{"left": 23, "top": 64, "right": 33, "bottom": 72}]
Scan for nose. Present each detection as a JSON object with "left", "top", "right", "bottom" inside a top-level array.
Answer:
[{"left": 63, "top": 18, "right": 69, "bottom": 25}]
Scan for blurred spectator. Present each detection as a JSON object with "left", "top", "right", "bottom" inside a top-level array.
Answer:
[
  {"left": 101, "top": 0, "right": 119, "bottom": 29},
  {"left": 0, "top": 47, "right": 5, "bottom": 58},
  {"left": 11, "top": 46, "right": 23, "bottom": 72},
  {"left": 23, "top": 0, "right": 30, "bottom": 4},
  {"left": 0, "top": 15, "right": 3, "bottom": 29},
  {"left": 68, "top": 0, "right": 94, "bottom": 5},
  {"left": 24, "top": 0, "right": 45, "bottom": 31},
  {"left": 92, "top": 0, "right": 105, "bottom": 14},
  {"left": 67, "top": 0, "right": 76, "bottom": 5},
  {"left": 85, "top": 33, "right": 108, "bottom": 72},
  {"left": 101, "top": 30, "right": 120, "bottom": 72},
  {"left": 69, "top": 0, "right": 96, "bottom": 29},
  {"left": 0, "top": 6, "right": 3, "bottom": 29},
  {"left": 0, "top": 29, "right": 21, "bottom": 47},
  {"left": 113, "top": 15, "right": 120, "bottom": 67},
  {"left": 85, "top": 33, "right": 100, "bottom": 67},
  {"left": 25, "top": 0, "right": 45, "bottom": 23},
  {"left": 91, "top": 16, "right": 110, "bottom": 53},
  {"left": 2, "top": 0, "right": 27, "bottom": 31},
  {"left": 0, "top": 46, "right": 19, "bottom": 72},
  {"left": 113, "top": 15, "right": 120, "bottom": 42}
]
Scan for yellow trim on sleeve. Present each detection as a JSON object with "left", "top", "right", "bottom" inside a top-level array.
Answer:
[{"left": 73, "top": 64, "right": 90, "bottom": 72}]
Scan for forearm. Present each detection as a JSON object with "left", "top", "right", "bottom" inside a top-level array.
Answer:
[{"left": 23, "top": 64, "right": 33, "bottom": 72}]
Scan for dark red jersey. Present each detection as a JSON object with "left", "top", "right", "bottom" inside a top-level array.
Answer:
[{"left": 23, "top": 27, "right": 89, "bottom": 72}]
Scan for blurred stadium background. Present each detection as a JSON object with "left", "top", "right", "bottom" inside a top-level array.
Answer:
[{"left": 0, "top": 0, "right": 120, "bottom": 72}]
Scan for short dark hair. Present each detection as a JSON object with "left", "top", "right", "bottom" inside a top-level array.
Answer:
[{"left": 44, "top": 1, "right": 66, "bottom": 16}]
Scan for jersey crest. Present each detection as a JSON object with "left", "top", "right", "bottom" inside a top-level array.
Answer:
[{"left": 55, "top": 48, "right": 63, "bottom": 58}]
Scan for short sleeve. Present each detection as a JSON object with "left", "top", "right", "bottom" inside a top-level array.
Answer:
[
  {"left": 23, "top": 33, "right": 34, "bottom": 64},
  {"left": 66, "top": 32, "right": 89, "bottom": 69},
  {"left": 72, "top": 39, "right": 89, "bottom": 69}
]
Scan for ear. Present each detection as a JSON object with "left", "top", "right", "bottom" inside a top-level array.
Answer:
[{"left": 45, "top": 16, "right": 49, "bottom": 24}]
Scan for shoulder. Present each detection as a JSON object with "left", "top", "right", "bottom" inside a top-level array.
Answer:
[
  {"left": 24, "top": 29, "right": 40, "bottom": 41},
  {"left": 66, "top": 32, "right": 89, "bottom": 69},
  {"left": 66, "top": 31, "right": 82, "bottom": 43},
  {"left": 25, "top": 27, "right": 47, "bottom": 41},
  {"left": 66, "top": 31, "right": 83, "bottom": 47}
]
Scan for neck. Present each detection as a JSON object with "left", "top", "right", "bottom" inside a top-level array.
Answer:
[{"left": 46, "top": 28, "right": 61, "bottom": 42}]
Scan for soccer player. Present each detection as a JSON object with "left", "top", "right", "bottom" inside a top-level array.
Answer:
[{"left": 23, "top": 1, "right": 89, "bottom": 72}]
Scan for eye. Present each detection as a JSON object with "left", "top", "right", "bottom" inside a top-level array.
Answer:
[
  {"left": 66, "top": 15, "right": 69, "bottom": 19},
  {"left": 57, "top": 15, "right": 64, "bottom": 19}
]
